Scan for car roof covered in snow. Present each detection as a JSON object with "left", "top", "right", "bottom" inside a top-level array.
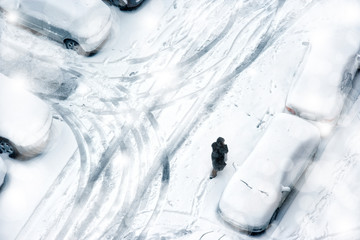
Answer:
[
  {"left": 286, "top": 26, "right": 360, "bottom": 121},
  {"left": 219, "top": 113, "right": 320, "bottom": 231}
]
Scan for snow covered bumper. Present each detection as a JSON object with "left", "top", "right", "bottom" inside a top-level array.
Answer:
[{"left": 79, "top": 15, "right": 112, "bottom": 53}]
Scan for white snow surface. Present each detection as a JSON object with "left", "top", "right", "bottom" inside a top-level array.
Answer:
[{"left": 0, "top": 0, "right": 360, "bottom": 239}]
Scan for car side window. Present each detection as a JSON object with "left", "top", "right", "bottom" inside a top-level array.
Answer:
[
  {"left": 281, "top": 154, "right": 308, "bottom": 190},
  {"left": 19, "top": 0, "right": 45, "bottom": 20},
  {"left": 340, "top": 71, "right": 352, "bottom": 92},
  {"left": 340, "top": 54, "right": 360, "bottom": 93},
  {"left": 42, "top": 3, "right": 68, "bottom": 28}
]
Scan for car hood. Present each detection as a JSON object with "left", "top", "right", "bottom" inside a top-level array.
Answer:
[
  {"left": 219, "top": 176, "right": 281, "bottom": 231},
  {"left": 286, "top": 78, "right": 343, "bottom": 121},
  {"left": 0, "top": 75, "right": 51, "bottom": 147}
]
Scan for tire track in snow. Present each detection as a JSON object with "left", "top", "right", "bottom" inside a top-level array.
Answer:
[
  {"left": 108, "top": 98, "right": 204, "bottom": 239},
  {"left": 131, "top": 1, "right": 276, "bottom": 110},
  {"left": 18, "top": 91, "right": 125, "bottom": 239},
  {"left": 15, "top": 145, "right": 80, "bottom": 239},
  {"left": 60, "top": 102, "right": 129, "bottom": 238},
  {"left": 83, "top": 158, "right": 134, "bottom": 240},
  {"left": 106, "top": 112, "right": 169, "bottom": 239},
  {"left": 74, "top": 111, "right": 151, "bottom": 239},
  {"left": 46, "top": 106, "right": 108, "bottom": 239},
  {"left": 123, "top": 6, "right": 274, "bottom": 106},
  {"left": 54, "top": 102, "right": 164, "bottom": 239},
  {"left": 178, "top": 1, "right": 274, "bottom": 68},
  {"left": 55, "top": 123, "right": 133, "bottom": 239},
  {"left": 136, "top": 157, "right": 170, "bottom": 240}
]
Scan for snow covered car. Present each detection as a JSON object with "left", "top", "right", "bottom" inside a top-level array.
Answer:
[
  {"left": 218, "top": 113, "right": 320, "bottom": 233},
  {"left": 285, "top": 28, "right": 360, "bottom": 123},
  {"left": 0, "top": 156, "right": 6, "bottom": 188},
  {"left": 0, "top": 73, "right": 53, "bottom": 159},
  {"left": 0, "top": 0, "right": 112, "bottom": 54},
  {"left": 107, "top": 0, "right": 145, "bottom": 10}
]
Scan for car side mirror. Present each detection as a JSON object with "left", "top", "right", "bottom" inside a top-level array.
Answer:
[{"left": 281, "top": 186, "right": 291, "bottom": 193}]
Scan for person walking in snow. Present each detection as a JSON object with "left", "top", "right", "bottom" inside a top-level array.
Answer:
[{"left": 210, "top": 137, "right": 228, "bottom": 179}]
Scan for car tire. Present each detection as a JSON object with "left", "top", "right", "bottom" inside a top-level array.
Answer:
[
  {"left": 270, "top": 208, "right": 280, "bottom": 223},
  {"left": 64, "top": 39, "right": 81, "bottom": 53},
  {"left": 119, "top": 3, "right": 129, "bottom": 10},
  {"left": 0, "top": 175, "right": 8, "bottom": 191},
  {"left": 0, "top": 138, "right": 18, "bottom": 158}
]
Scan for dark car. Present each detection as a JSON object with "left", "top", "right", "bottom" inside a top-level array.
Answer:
[{"left": 108, "top": 0, "right": 145, "bottom": 10}]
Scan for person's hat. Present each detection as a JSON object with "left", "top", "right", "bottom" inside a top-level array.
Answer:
[{"left": 216, "top": 137, "right": 225, "bottom": 144}]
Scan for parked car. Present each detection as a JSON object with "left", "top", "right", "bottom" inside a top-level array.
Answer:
[
  {"left": 0, "top": 156, "right": 6, "bottom": 188},
  {"left": 218, "top": 113, "right": 320, "bottom": 233},
  {"left": 0, "top": 73, "right": 53, "bottom": 159},
  {"left": 0, "top": 0, "right": 112, "bottom": 54},
  {"left": 285, "top": 28, "right": 360, "bottom": 123},
  {"left": 107, "top": 0, "right": 145, "bottom": 10}
]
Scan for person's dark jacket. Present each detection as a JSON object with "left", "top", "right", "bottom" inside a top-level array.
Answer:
[{"left": 211, "top": 141, "right": 228, "bottom": 171}]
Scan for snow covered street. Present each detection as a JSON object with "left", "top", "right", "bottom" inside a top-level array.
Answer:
[{"left": 1, "top": 0, "right": 360, "bottom": 239}]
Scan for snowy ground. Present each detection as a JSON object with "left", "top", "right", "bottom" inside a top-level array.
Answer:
[
  {"left": 1, "top": 0, "right": 360, "bottom": 239},
  {"left": 0, "top": 119, "right": 78, "bottom": 240}
]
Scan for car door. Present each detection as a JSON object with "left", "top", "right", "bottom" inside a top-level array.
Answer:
[
  {"left": 341, "top": 53, "right": 360, "bottom": 93},
  {"left": 40, "top": 2, "right": 70, "bottom": 42},
  {"left": 281, "top": 149, "right": 311, "bottom": 197}
]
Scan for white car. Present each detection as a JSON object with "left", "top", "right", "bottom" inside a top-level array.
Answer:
[
  {"left": 285, "top": 28, "right": 360, "bottom": 123},
  {"left": 0, "top": 156, "right": 6, "bottom": 188},
  {"left": 218, "top": 113, "right": 320, "bottom": 233},
  {"left": 0, "top": 73, "right": 53, "bottom": 159},
  {"left": 0, "top": 0, "right": 112, "bottom": 54}
]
